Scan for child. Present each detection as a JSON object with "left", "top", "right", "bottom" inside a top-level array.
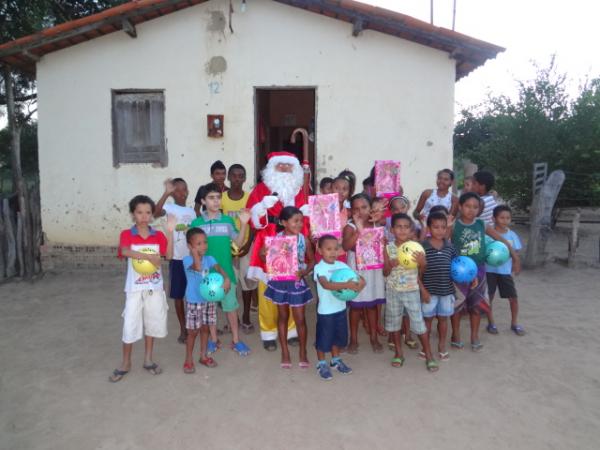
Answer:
[
  {"left": 182, "top": 228, "right": 231, "bottom": 372},
  {"left": 263, "top": 207, "right": 315, "bottom": 368},
  {"left": 421, "top": 211, "right": 457, "bottom": 361},
  {"left": 313, "top": 235, "right": 365, "bottom": 380},
  {"left": 449, "top": 192, "right": 520, "bottom": 351},
  {"left": 190, "top": 183, "right": 251, "bottom": 356},
  {"left": 472, "top": 170, "right": 497, "bottom": 226},
  {"left": 385, "top": 195, "right": 410, "bottom": 242},
  {"left": 383, "top": 213, "right": 438, "bottom": 372},
  {"left": 154, "top": 178, "right": 195, "bottom": 344},
  {"left": 330, "top": 174, "right": 354, "bottom": 261},
  {"left": 342, "top": 193, "right": 385, "bottom": 354},
  {"left": 221, "top": 164, "right": 258, "bottom": 334},
  {"left": 194, "top": 160, "right": 229, "bottom": 216},
  {"left": 413, "top": 169, "right": 459, "bottom": 221},
  {"left": 485, "top": 205, "right": 525, "bottom": 336},
  {"left": 462, "top": 175, "right": 474, "bottom": 194},
  {"left": 110, "top": 195, "right": 175, "bottom": 383},
  {"left": 319, "top": 177, "right": 334, "bottom": 195}
]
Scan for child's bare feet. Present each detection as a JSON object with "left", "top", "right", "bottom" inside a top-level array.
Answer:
[
  {"left": 370, "top": 338, "right": 383, "bottom": 353},
  {"left": 347, "top": 342, "right": 359, "bottom": 354}
]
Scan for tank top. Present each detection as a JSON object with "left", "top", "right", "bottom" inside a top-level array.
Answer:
[
  {"left": 452, "top": 218, "right": 487, "bottom": 265},
  {"left": 422, "top": 189, "right": 453, "bottom": 217}
]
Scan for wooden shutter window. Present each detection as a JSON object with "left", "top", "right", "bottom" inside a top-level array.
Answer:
[{"left": 112, "top": 90, "right": 167, "bottom": 167}]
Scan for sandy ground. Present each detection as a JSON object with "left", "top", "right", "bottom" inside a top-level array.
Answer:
[{"left": 1, "top": 263, "right": 599, "bottom": 450}]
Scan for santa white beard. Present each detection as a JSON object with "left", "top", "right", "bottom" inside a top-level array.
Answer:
[{"left": 262, "top": 162, "right": 304, "bottom": 207}]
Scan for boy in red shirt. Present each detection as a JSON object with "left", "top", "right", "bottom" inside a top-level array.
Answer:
[{"left": 109, "top": 195, "right": 175, "bottom": 383}]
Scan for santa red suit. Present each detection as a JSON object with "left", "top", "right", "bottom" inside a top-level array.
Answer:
[{"left": 246, "top": 152, "right": 309, "bottom": 344}]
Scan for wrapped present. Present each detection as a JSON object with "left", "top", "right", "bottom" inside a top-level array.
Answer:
[
  {"left": 356, "top": 227, "right": 384, "bottom": 270},
  {"left": 309, "top": 193, "right": 341, "bottom": 238},
  {"left": 375, "top": 160, "right": 401, "bottom": 198},
  {"left": 265, "top": 235, "right": 298, "bottom": 280}
]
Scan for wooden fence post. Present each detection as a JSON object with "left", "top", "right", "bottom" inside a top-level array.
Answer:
[
  {"left": 567, "top": 208, "right": 581, "bottom": 268},
  {"left": 2, "top": 198, "right": 16, "bottom": 278}
]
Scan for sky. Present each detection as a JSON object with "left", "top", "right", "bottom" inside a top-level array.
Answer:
[{"left": 362, "top": 0, "right": 600, "bottom": 112}]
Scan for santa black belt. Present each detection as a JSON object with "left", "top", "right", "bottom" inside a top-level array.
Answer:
[{"left": 267, "top": 215, "right": 280, "bottom": 225}]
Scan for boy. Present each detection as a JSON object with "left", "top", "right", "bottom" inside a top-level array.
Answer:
[
  {"left": 485, "top": 205, "right": 525, "bottom": 336},
  {"left": 472, "top": 171, "right": 497, "bottom": 225},
  {"left": 421, "top": 211, "right": 457, "bottom": 361},
  {"left": 182, "top": 228, "right": 231, "bottom": 372},
  {"left": 383, "top": 213, "right": 438, "bottom": 372},
  {"left": 190, "top": 183, "right": 252, "bottom": 356},
  {"left": 110, "top": 195, "right": 175, "bottom": 383},
  {"left": 194, "top": 160, "right": 228, "bottom": 216},
  {"left": 314, "top": 235, "right": 365, "bottom": 380},
  {"left": 154, "top": 178, "right": 195, "bottom": 344},
  {"left": 221, "top": 164, "right": 258, "bottom": 333},
  {"left": 319, "top": 177, "right": 334, "bottom": 195}
]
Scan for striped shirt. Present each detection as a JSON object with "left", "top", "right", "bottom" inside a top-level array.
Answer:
[
  {"left": 422, "top": 239, "right": 457, "bottom": 296},
  {"left": 480, "top": 194, "right": 497, "bottom": 226}
]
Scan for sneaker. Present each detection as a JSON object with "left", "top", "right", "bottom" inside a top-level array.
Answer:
[
  {"left": 316, "top": 361, "right": 333, "bottom": 381},
  {"left": 331, "top": 358, "right": 352, "bottom": 375}
]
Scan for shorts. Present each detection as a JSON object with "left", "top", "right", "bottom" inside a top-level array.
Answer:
[
  {"left": 234, "top": 252, "right": 258, "bottom": 291},
  {"left": 220, "top": 283, "right": 239, "bottom": 312},
  {"left": 169, "top": 259, "right": 187, "bottom": 299},
  {"left": 422, "top": 294, "right": 455, "bottom": 318},
  {"left": 122, "top": 289, "right": 168, "bottom": 344},
  {"left": 487, "top": 272, "right": 518, "bottom": 299},
  {"left": 384, "top": 290, "right": 426, "bottom": 335},
  {"left": 186, "top": 301, "right": 217, "bottom": 329},
  {"left": 315, "top": 309, "right": 348, "bottom": 353}
]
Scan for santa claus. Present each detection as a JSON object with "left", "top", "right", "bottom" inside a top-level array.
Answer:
[{"left": 246, "top": 151, "right": 310, "bottom": 351}]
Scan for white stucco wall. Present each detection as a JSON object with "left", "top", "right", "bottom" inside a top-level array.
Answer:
[{"left": 37, "top": 0, "right": 455, "bottom": 245}]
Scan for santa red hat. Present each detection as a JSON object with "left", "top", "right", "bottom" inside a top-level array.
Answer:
[{"left": 267, "top": 151, "right": 300, "bottom": 167}]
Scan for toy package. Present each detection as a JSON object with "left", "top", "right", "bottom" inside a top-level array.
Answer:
[
  {"left": 309, "top": 194, "right": 341, "bottom": 238},
  {"left": 355, "top": 227, "right": 384, "bottom": 270},
  {"left": 374, "top": 160, "right": 401, "bottom": 198},
  {"left": 265, "top": 235, "right": 299, "bottom": 280}
]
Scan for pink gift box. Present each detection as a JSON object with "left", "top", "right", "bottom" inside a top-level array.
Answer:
[
  {"left": 375, "top": 160, "right": 401, "bottom": 199},
  {"left": 265, "top": 235, "right": 299, "bottom": 281},
  {"left": 309, "top": 194, "right": 341, "bottom": 238},
  {"left": 356, "top": 227, "right": 384, "bottom": 270}
]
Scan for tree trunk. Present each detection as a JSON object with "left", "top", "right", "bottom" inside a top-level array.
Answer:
[{"left": 3, "top": 66, "right": 34, "bottom": 279}]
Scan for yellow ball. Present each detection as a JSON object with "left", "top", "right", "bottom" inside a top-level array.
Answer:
[
  {"left": 132, "top": 248, "right": 159, "bottom": 275},
  {"left": 398, "top": 241, "right": 425, "bottom": 269},
  {"left": 231, "top": 242, "right": 241, "bottom": 257}
]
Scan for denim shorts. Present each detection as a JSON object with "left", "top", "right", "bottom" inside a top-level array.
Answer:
[
  {"left": 168, "top": 259, "right": 187, "bottom": 299},
  {"left": 421, "top": 294, "right": 455, "bottom": 318},
  {"left": 315, "top": 309, "right": 348, "bottom": 353}
]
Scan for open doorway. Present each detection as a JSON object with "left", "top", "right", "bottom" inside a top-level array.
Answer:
[{"left": 254, "top": 88, "right": 316, "bottom": 190}]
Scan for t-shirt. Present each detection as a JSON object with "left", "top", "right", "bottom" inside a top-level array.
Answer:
[
  {"left": 313, "top": 260, "right": 350, "bottom": 315},
  {"left": 190, "top": 212, "right": 239, "bottom": 280},
  {"left": 385, "top": 242, "right": 419, "bottom": 292},
  {"left": 480, "top": 194, "right": 497, "bottom": 226},
  {"left": 422, "top": 239, "right": 456, "bottom": 296},
  {"left": 119, "top": 226, "right": 167, "bottom": 292},
  {"left": 182, "top": 255, "right": 217, "bottom": 303},
  {"left": 452, "top": 218, "right": 487, "bottom": 265},
  {"left": 221, "top": 191, "right": 250, "bottom": 244},
  {"left": 486, "top": 229, "right": 521, "bottom": 275},
  {"left": 162, "top": 203, "right": 195, "bottom": 260}
]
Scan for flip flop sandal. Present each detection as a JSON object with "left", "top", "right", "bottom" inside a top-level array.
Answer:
[
  {"left": 280, "top": 362, "right": 292, "bottom": 369},
  {"left": 183, "top": 362, "right": 195, "bottom": 374},
  {"left": 451, "top": 341, "right": 464, "bottom": 349},
  {"left": 241, "top": 323, "right": 255, "bottom": 334},
  {"left": 439, "top": 351, "right": 450, "bottom": 361},
  {"left": 471, "top": 341, "right": 483, "bottom": 352},
  {"left": 231, "top": 341, "right": 251, "bottom": 356},
  {"left": 426, "top": 359, "right": 439, "bottom": 372},
  {"left": 199, "top": 357, "right": 218, "bottom": 368},
  {"left": 298, "top": 361, "right": 310, "bottom": 369},
  {"left": 109, "top": 369, "right": 129, "bottom": 383},
  {"left": 143, "top": 363, "right": 162, "bottom": 375},
  {"left": 486, "top": 324, "right": 499, "bottom": 334},
  {"left": 511, "top": 325, "right": 526, "bottom": 336},
  {"left": 418, "top": 351, "right": 427, "bottom": 360},
  {"left": 404, "top": 338, "right": 418, "bottom": 349},
  {"left": 391, "top": 356, "right": 405, "bottom": 367},
  {"left": 387, "top": 342, "right": 396, "bottom": 351}
]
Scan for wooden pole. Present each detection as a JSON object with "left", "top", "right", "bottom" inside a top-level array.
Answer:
[
  {"left": 567, "top": 208, "right": 581, "bottom": 268},
  {"left": 290, "top": 128, "right": 311, "bottom": 197},
  {"left": 452, "top": 0, "right": 457, "bottom": 30}
]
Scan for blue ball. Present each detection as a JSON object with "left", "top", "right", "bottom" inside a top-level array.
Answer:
[
  {"left": 450, "top": 256, "right": 478, "bottom": 284},
  {"left": 199, "top": 273, "right": 225, "bottom": 302},
  {"left": 330, "top": 268, "right": 360, "bottom": 302}
]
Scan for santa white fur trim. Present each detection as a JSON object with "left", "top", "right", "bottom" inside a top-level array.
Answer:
[{"left": 268, "top": 155, "right": 300, "bottom": 167}]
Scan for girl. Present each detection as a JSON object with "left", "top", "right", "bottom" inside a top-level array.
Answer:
[
  {"left": 342, "top": 194, "right": 386, "bottom": 354},
  {"left": 449, "top": 192, "right": 520, "bottom": 351},
  {"left": 413, "top": 169, "right": 459, "bottom": 222},
  {"left": 263, "top": 207, "right": 315, "bottom": 368},
  {"left": 330, "top": 174, "right": 353, "bottom": 262}
]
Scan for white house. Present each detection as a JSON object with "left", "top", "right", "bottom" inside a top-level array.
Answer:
[{"left": 0, "top": 0, "right": 502, "bottom": 250}]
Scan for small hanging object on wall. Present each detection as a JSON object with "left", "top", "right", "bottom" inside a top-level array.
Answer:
[{"left": 207, "top": 114, "right": 224, "bottom": 137}]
